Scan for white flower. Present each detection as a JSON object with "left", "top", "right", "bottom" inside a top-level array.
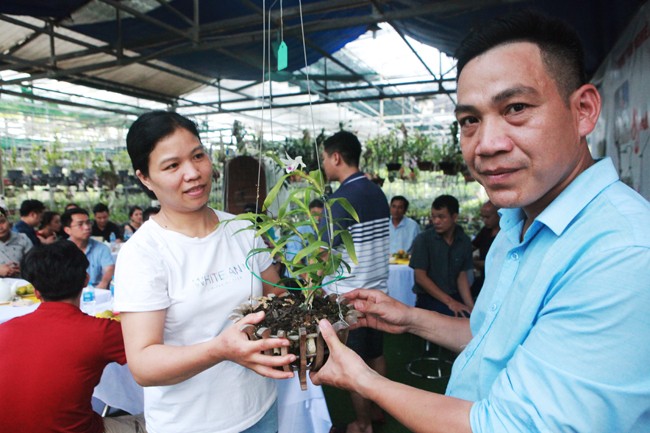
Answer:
[{"left": 280, "top": 153, "right": 306, "bottom": 173}]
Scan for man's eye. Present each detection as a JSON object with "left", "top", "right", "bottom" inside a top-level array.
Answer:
[
  {"left": 458, "top": 116, "right": 478, "bottom": 127},
  {"left": 507, "top": 103, "right": 527, "bottom": 114},
  {"left": 164, "top": 163, "right": 178, "bottom": 170}
]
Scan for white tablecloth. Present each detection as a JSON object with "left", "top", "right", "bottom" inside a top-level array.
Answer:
[{"left": 387, "top": 264, "right": 415, "bottom": 306}]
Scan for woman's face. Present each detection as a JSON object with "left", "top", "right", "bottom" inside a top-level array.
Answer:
[
  {"left": 136, "top": 128, "right": 213, "bottom": 213},
  {"left": 49, "top": 214, "right": 62, "bottom": 232},
  {"left": 130, "top": 209, "right": 143, "bottom": 225}
]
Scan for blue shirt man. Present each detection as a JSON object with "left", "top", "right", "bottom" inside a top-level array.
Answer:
[
  {"left": 84, "top": 238, "right": 115, "bottom": 287},
  {"left": 446, "top": 158, "right": 650, "bottom": 431},
  {"left": 388, "top": 195, "right": 421, "bottom": 254}
]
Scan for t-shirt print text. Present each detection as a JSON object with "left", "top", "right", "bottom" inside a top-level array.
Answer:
[{"left": 193, "top": 263, "right": 247, "bottom": 290}]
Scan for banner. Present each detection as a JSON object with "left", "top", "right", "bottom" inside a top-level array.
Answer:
[{"left": 590, "top": 2, "right": 650, "bottom": 200}]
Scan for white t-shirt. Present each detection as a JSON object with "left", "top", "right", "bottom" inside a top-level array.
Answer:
[{"left": 114, "top": 209, "right": 275, "bottom": 433}]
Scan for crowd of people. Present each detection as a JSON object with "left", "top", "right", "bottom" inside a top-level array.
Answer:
[{"left": 0, "top": 9, "right": 649, "bottom": 433}]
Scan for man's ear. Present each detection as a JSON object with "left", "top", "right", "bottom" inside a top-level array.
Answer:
[{"left": 573, "top": 83, "right": 601, "bottom": 138}]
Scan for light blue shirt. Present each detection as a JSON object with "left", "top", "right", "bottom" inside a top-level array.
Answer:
[
  {"left": 389, "top": 216, "right": 421, "bottom": 254},
  {"left": 446, "top": 158, "right": 650, "bottom": 432},
  {"left": 83, "top": 238, "right": 115, "bottom": 287},
  {"left": 285, "top": 224, "right": 316, "bottom": 262}
]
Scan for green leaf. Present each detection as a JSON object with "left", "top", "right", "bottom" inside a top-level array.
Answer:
[
  {"left": 294, "top": 240, "right": 327, "bottom": 263},
  {"left": 339, "top": 230, "right": 358, "bottom": 264}
]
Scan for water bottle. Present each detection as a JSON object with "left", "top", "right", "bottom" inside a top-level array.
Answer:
[
  {"left": 109, "top": 277, "right": 115, "bottom": 299},
  {"left": 81, "top": 287, "right": 96, "bottom": 314},
  {"left": 109, "top": 232, "right": 117, "bottom": 252}
]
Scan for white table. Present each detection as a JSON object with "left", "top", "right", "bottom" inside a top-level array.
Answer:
[
  {"left": 0, "top": 294, "right": 332, "bottom": 433},
  {"left": 387, "top": 264, "right": 415, "bottom": 306}
]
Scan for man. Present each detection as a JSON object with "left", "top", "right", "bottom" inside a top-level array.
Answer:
[
  {"left": 320, "top": 130, "right": 390, "bottom": 433},
  {"left": 63, "top": 208, "right": 115, "bottom": 289},
  {"left": 91, "top": 202, "right": 123, "bottom": 242},
  {"left": 388, "top": 195, "right": 420, "bottom": 254},
  {"left": 409, "top": 195, "right": 473, "bottom": 317},
  {"left": 470, "top": 201, "right": 500, "bottom": 298},
  {"left": 0, "top": 202, "right": 32, "bottom": 278},
  {"left": 12, "top": 199, "right": 47, "bottom": 246},
  {"left": 0, "top": 241, "right": 146, "bottom": 433},
  {"left": 312, "top": 11, "right": 650, "bottom": 433},
  {"left": 285, "top": 198, "right": 324, "bottom": 263}
]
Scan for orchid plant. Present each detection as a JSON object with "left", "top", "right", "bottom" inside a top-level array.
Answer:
[{"left": 228, "top": 152, "right": 359, "bottom": 307}]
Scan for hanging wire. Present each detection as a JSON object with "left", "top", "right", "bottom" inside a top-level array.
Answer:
[{"left": 297, "top": 0, "right": 346, "bottom": 320}]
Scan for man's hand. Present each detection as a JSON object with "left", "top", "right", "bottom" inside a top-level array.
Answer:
[
  {"left": 310, "top": 319, "right": 377, "bottom": 394},
  {"left": 447, "top": 299, "right": 471, "bottom": 318},
  {"left": 0, "top": 262, "right": 20, "bottom": 277},
  {"left": 343, "top": 289, "right": 413, "bottom": 335}
]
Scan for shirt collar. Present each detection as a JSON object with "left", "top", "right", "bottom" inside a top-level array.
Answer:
[
  {"left": 498, "top": 158, "right": 619, "bottom": 237},
  {"left": 340, "top": 171, "right": 365, "bottom": 186}
]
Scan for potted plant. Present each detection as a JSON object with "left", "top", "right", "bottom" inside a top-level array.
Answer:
[
  {"left": 226, "top": 152, "right": 360, "bottom": 390},
  {"left": 435, "top": 121, "right": 465, "bottom": 176}
]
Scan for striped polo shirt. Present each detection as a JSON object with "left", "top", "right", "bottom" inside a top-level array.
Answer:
[{"left": 321, "top": 172, "right": 390, "bottom": 294}]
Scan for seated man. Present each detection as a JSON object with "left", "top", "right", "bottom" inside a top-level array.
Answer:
[
  {"left": 0, "top": 241, "right": 146, "bottom": 432},
  {"left": 92, "top": 203, "right": 123, "bottom": 243},
  {"left": 63, "top": 208, "right": 115, "bottom": 289},
  {"left": 285, "top": 198, "right": 324, "bottom": 263},
  {"left": 471, "top": 201, "right": 500, "bottom": 298},
  {"left": 0, "top": 201, "right": 32, "bottom": 278},
  {"left": 12, "top": 199, "right": 46, "bottom": 246},
  {"left": 409, "top": 195, "right": 474, "bottom": 316},
  {"left": 388, "top": 195, "right": 421, "bottom": 255}
]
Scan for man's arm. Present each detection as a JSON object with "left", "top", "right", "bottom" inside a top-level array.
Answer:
[
  {"left": 414, "top": 268, "right": 471, "bottom": 317},
  {"left": 96, "top": 264, "right": 114, "bottom": 289},
  {"left": 311, "top": 319, "right": 473, "bottom": 433},
  {"left": 456, "top": 270, "right": 474, "bottom": 310},
  {"left": 344, "top": 289, "right": 472, "bottom": 352}
]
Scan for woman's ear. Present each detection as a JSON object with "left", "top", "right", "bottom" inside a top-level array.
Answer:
[
  {"left": 135, "top": 169, "right": 152, "bottom": 191},
  {"left": 573, "top": 83, "right": 601, "bottom": 138}
]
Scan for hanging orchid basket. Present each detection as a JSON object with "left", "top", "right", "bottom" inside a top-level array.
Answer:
[
  {"left": 231, "top": 291, "right": 358, "bottom": 390},
  {"left": 227, "top": 152, "right": 361, "bottom": 390}
]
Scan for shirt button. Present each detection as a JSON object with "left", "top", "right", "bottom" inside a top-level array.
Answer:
[
  {"left": 510, "top": 252, "right": 519, "bottom": 261},
  {"left": 490, "top": 303, "right": 497, "bottom": 311}
]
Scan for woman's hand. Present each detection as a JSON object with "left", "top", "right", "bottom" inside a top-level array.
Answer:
[{"left": 216, "top": 311, "right": 296, "bottom": 379}]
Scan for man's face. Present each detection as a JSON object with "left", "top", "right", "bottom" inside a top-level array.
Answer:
[
  {"left": 28, "top": 210, "right": 43, "bottom": 227},
  {"left": 455, "top": 42, "right": 593, "bottom": 217},
  {"left": 66, "top": 214, "right": 92, "bottom": 242},
  {"left": 94, "top": 211, "right": 109, "bottom": 230},
  {"left": 390, "top": 199, "right": 407, "bottom": 222},
  {"left": 430, "top": 206, "right": 456, "bottom": 237},
  {"left": 480, "top": 204, "right": 500, "bottom": 230},
  {"left": 310, "top": 206, "right": 324, "bottom": 224},
  {"left": 321, "top": 150, "right": 338, "bottom": 182}
]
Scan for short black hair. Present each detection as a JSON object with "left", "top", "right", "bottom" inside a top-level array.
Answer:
[
  {"left": 126, "top": 111, "right": 202, "bottom": 199},
  {"left": 432, "top": 194, "right": 459, "bottom": 216},
  {"left": 92, "top": 203, "right": 109, "bottom": 214},
  {"left": 21, "top": 240, "right": 89, "bottom": 301},
  {"left": 455, "top": 10, "right": 586, "bottom": 102},
  {"left": 390, "top": 195, "right": 409, "bottom": 212},
  {"left": 19, "top": 199, "right": 45, "bottom": 217},
  {"left": 61, "top": 208, "right": 89, "bottom": 228},
  {"left": 323, "top": 130, "right": 362, "bottom": 168},
  {"left": 308, "top": 199, "right": 324, "bottom": 209}
]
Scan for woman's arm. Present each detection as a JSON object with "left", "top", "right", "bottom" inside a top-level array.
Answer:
[{"left": 121, "top": 309, "right": 295, "bottom": 386}]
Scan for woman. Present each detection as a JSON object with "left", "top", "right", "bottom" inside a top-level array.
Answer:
[
  {"left": 113, "top": 111, "right": 293, "bottom": 433},
  {"left": 122, "top": 205, "right": 143, "bottom": 240},
  {"left": 36, "top": 211, "right": 62, "bottom": 244}
]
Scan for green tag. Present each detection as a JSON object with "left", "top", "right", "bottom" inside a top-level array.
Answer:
[{"left": 277, "top": 41, "right": 288, "bottom": 71}]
